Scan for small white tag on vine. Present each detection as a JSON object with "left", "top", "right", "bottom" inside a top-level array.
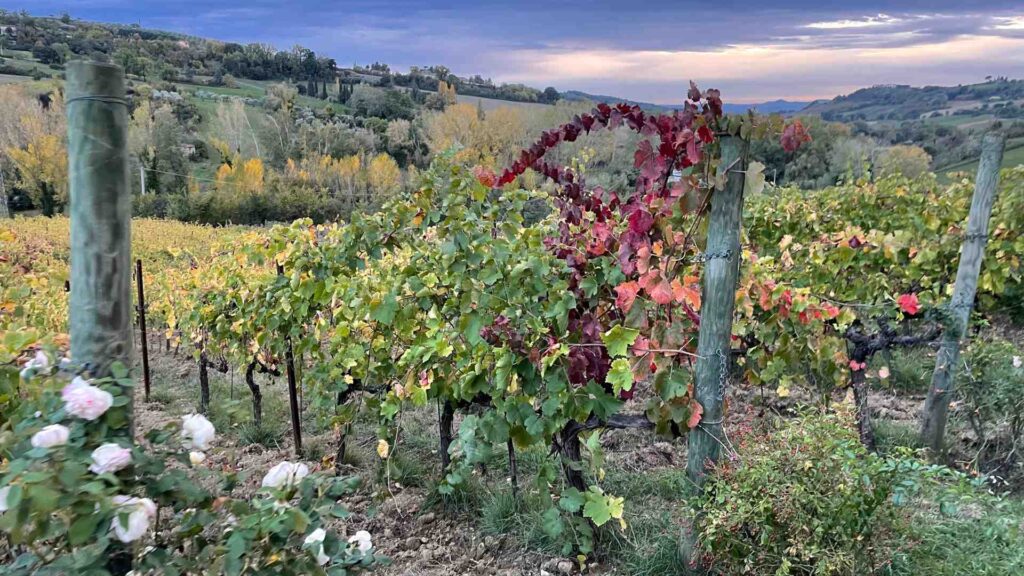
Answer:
[{"left": 744, "top": 161, "right": 766, "bottom": 196}]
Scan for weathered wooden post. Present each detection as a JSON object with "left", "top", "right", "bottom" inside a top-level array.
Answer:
[
  {"left": 0, "top": 170, "right": 10, "bottom": 218},
  {"left": 685, "top": 135, "right": 747, "bottom": 490},
  {"left": 66, "top": 60, "right": 133, "bottom": 575},
  {"left": 920, "top": 133, "right": 1006, "bottom": 455},
  {"left": 136, "top": 259, "right": 151, "bottom": 402},
  {"left": 680, "top": 135, "right": 747, "bottom": 569}
]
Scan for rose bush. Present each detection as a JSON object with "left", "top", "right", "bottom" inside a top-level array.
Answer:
[{"left": 0, "top": 361, "right": 383, "bottom": 575}]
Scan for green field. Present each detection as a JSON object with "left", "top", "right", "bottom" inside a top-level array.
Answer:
[
  {"left": 922, "top": 113, "right": 996, "bottom": 128},
  {"left": 937, "top": 137, "right": 1024, "bottom": 181}
]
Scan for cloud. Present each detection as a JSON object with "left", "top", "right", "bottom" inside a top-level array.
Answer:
[
  {"left": 489, "top": 34, "right": 1024, "bottom": 102},
  {"left": 804, "top": 13, "right": 903, "bottom": 30},
  {"left": 991, "top": 16, "right": 1024, "bottom": 30}
]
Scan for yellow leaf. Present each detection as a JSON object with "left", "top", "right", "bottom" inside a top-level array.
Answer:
[
  {"left": 744, "top": 161, "right": 766, "bottom": 196},
  {"left": 376, "top": 439, "right": 390, "bottom": 459}
]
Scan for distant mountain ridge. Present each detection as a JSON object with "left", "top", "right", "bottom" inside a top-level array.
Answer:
[{"left": 561, "top": 90, "right": 809, "bottom": 115}]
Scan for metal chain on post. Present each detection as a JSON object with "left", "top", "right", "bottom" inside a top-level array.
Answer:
[
  {"left": 689, "top": 248, "right": 734, "bottom": 264},
  {"left": 716, "top": 347, "right": 728, "bottom": 403}
]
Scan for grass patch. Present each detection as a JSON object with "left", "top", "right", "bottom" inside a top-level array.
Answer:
[
  {"left": 874, "top": 419, "right": 923, "bottom": 454},
  {"left": 146, "top": 386, "right": 176, "bottom": 407},
  {"left": 603, "top": 467, "right": 691, "bottom": 502},
  {"left": 888, "top": 496, "right": 1024, "bottom": 576},
  {"left": 423, "top": 476, "right": 484, "bottom": 515},
  {"left": 597, "top": 513, "right": 684, "bottom": 576},
  {"left": 237, "top": 422, "right": 284, "bottom": 448},
  {"left": 875, "top": 348, "right": 932, "bottom": 394},
  {"left": 481, "top": 491, "right": 526, "bottom": 534},
  {"left": 378, "top": 451, "right": 430, "bottom": 489}
]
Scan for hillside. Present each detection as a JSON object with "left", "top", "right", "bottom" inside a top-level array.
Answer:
[
  {"left": 561, "top": 89, "right": 808, "bottom": 114},
  {"left": 0, "top": 13, "right": 559, "bottom": 107},
  {"left": 801, "top": 79, "right": 1024, "bottom": 123}
]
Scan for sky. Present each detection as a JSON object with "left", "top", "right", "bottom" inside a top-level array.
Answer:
[{"left": 7, "top": 1, "right": 1024, "bottom": 104}]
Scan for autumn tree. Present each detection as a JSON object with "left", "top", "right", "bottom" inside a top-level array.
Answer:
[
  {"left": 874, "top": 144, "right": 932, "bottom": 179},
  {"left": 427, "top": 104, "right": 527, "bottom": 167},
  {"left": 0, "top": 85, "right": 67, "bottom": 215},
  {"left": 366, "top": 153, "right": 401, "bottom": 198}
]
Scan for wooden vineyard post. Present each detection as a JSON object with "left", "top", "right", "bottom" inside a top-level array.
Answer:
[
  {"left": 439, "top": 400, "right": 455, "bottom": 472},
  {"left": 66, "top": 60, "right": 134, "bottom": 576},
  {"left": 198, "top": 340, "right": 210, "bottom": 415},
  {"left": 920, "top": 133, "right": 1006, "bottom": 455},
  {"left": 136, "top": 259, "right": 151, "bottom": 402},
  {"left": 0, "top": 169, "right": 10, "bottom": 218},
  {"left": 277, "top": 263, "right": 304, "bottom": 455},
  {"left": 507, "top": 439, "right": 519, "bottom": 498},
  {"left": 685, "top": 134, "right": 747, "bottom": 490}
]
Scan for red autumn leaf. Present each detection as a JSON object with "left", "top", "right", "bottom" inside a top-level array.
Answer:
[
  {"left": 628, "top": 208, "right": 655, "bottom": 236},
  {"left": 635, "top": 243, "right": 652, "bottom": 274},
  {"left": 614, "top": 281, "right": 640, "bottom": 312},
  {"left": 897, "top": 293, "right": 920, "bottom": 315},
  {"left": 687, "top": 399, "right": 703, "bottom": 429},
  {"left": 637, "top": 269, "right": 660, "bottom": 291},
  {"left": 472, "top": 165, "right": 498, "bottom": 188},
  {"left": 649, "top": 279, "right": 674, "bottom": 305},
  {"left": 849, "top": 360, "right": 866, "bottom": 371},
  {"left": 633, "top": 139, "right": 666, "bottom": 184},
  {"left": 697, "top": 125, "right": 714, "bottom": 144},
  {"left": 780, "top": 120, "right": 812, "bottom": 153},
  {"left": 671, "top": 276, "right": 702, "bottom": 310}
]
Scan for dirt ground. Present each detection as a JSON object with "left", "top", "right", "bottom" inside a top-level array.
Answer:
[{"left": 129, "top": 325, "right": 1021, "bottom": 575}]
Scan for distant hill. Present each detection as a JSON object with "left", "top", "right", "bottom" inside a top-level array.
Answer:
[
  {"left": 561, "top": 90, "right": 808, "bottom": 115},
  {"left": 800, "top": 79, "right": 1024, "bottom": 123}
]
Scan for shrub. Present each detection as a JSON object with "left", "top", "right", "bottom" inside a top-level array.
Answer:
[
  {"left": 698, "top": 411, "right": 906, "bottom": 575},
  {"left": 957, "top": 336, "right": 1024, "bottom": 470}
]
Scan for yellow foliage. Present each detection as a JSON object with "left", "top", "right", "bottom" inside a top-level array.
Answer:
[
  {"left": 6, "top": 134, "right": 69, "bottom": 208},
  {"left": 215, "top": 157, "right": 265, "bottom": 194},
  {"left": 427, "top": 104, "right": 526, "bottom": 167},
  {"left": 367, "top": 154, "right": 401, "bottom": 196}
]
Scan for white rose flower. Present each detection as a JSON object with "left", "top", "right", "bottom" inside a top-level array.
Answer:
[
  {"left": 1014, "top": 356, "right": 1022, "bottom": 369},
  {"left": 19, "top": 350, "right": 50, "bottom": 380},
  {"left": 0, "top": 486, "right": 10, "bottom": 513},
  {"left": 62, "top": 377, "right": 114, "bottom": 420},
  {"left": 189, "top": 451, "right": 206, "bottom": 466},
  {"left": 110, "top": 496, "right": 157, "bottom": 543},
  {"left": 348, "top": 530, "right": 372, "bottom": 553},
  {"left": 261, "top": 461, "right": 310, "bottom": 489},
  {"left": 304, "top": 527, "right": 330, "bottom": 565},
  {"left": 878, "top": 366, "right": 890, "bottom": 379},
  {"left": 31, "top": 424, "right": 70, "bottom": 448},
  {"left": 181, "top": 414, "right": 216, "bottom": 451},
  {"left": 90, "top": 443, "right": 133, "bottom": 474}
]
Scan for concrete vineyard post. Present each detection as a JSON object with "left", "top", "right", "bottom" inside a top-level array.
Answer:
[
  {"left": 67, "top": 60, "right": 133, "bottom": 405},
  {"left": 66, "top": 60, "right": 134, "bottom": 576},
  {"left": 685, "top": 134, "right": 747, "bottom": 490},
  {"left": 920, "top": 133, "right": 1006, "bottom": 455}
]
